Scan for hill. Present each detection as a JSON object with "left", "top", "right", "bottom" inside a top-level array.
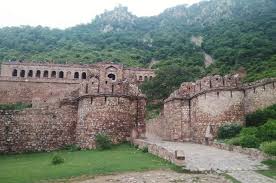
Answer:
[{"left": 0, "top": 0, "right": 275, "bottom": 100}]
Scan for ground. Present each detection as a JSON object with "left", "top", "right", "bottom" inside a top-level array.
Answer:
[
  {"left": 77, "top": 170, "right": 231, "bottom": 183},
  {"left": 0, "top": 144, "right": 174, "bottom": 183},
  {"left": 134, "top": 139, "right": 276, "bottom": 183},
  {"left": 0, "top": 142, "right": 275, "bottom": 183}
]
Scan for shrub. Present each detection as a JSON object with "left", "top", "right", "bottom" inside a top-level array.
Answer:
[
  {"left": 142, "top": 147, "right": 148, "bottom": 153},
  {"left": 239, "top": 135, "right": 260, "bottom": 148},
  {"left": 240, "top": 127, "right": 258, "bottom": 137},
  {"left": 246, "top": 104, "right": 276, "bottom": 126},
  {"left": 256, "top": 120, "right": 276, "bottom": 142},
  {"left": 217, "top": 124, "right": 242, "bottom": 139},
  {"left": 260, "top": 141, "right": 276, "bottom": 156},
  {"left": 227, "top": 137, "right": 241, "bottom": 146},
  {"left": 51, "top": 155, "right": 64, "bottom": 165},
  {"left": 95, "top": 133, "right": 112, "bottom": 150},
  {"left": 63, "top": 144, "right": 81, "bottom": 151}
]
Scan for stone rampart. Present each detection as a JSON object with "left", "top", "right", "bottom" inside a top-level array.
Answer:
[{"left": 146, "top": 76, "right": 276, "bottom": 143}]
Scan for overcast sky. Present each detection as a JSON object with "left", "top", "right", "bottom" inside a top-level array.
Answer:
[{"left": 0, "top": 0, "right": 202, "bottom": 29}]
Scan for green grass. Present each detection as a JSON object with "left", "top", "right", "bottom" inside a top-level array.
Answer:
[
  {"left": 257, "top": 160, "right": 276, "bottom": 180},
  {"left": 223, "top": 174, "right": 241, "bottom": 183},
  {"left": 0, "top": 144, "right": 175, "bottom": 183}
]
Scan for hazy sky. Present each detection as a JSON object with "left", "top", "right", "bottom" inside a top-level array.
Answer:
[{"left": 0, "top": 0, "right": 202, "bottom": 29}]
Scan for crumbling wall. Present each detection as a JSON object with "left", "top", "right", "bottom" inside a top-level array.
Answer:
[
  {"left": 0, "top": 78, "right": 79, "bottom": 104},
  {"left": 0, "top": 104, "right": 77, "bottom": 153}
]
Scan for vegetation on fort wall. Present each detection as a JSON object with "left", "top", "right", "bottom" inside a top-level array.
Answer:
[
  {"left": 0, "top": 144, "right": 176, "bottom": 183},
  {"left": 0, "top": 0, "right": 275, "bottom": 101},
  {"left": 0, "top": 102, "right": 32, "bottom": 110}
]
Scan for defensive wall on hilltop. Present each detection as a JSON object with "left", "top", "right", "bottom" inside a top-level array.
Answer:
[
  {"left": 146, "top": 75, "right": 276, "bottom": 144},
  {"left": 0, "top": 61, "right": 150, "bottom": 153}
]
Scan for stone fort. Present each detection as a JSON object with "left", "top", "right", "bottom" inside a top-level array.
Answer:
[
  {"left": 0, "top": 61, "right": 154, "bottom": 152},
  {"left": 146, "top": 75, "right": 276, "bottom": 144},
  {"left": 0, "top": 61, "right": 275, "bottom": 153}
]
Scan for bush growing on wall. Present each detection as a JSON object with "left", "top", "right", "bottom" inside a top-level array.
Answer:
[
  {"left": 217, "top": 124, "right": 242, "bottom": 139},
  {"left": 95, "top": 133, "right": 112, "bottom": 150}
]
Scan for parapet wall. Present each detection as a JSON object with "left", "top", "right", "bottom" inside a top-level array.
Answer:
[
  {"left": 146, "top": 76, "right": 276, "bottom": 143},
  {"left": 244, "top": 78, "right": 276, "bottom": 114},
  {"left": 0, "top": 104, "right": 77, "bottom": 153}
]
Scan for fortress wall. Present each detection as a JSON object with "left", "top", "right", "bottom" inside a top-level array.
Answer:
[
  {"left": 190, "top": 90, "right": 245, "bottom": 143},
  {"left": 145, "top": 116, "right": 165, "bottom": 140},
  {"left": 0, "top": 78, "right": 79, "bottom": 104},
  {"left": 76, "top": 96, "right": 146, "bottom": 149},
  {"left": 244, "top": 81, "right": 276, "bottom": 114},
  {"left": 163, "top": 100, "right": 183, "bottom": 141},
  {"left": 0, "top": 104, "right": 77, "bottom": 153},
  {"left": 1, "top": 62, "right": 98, "bottom": 80},
  {"left": 159, "top": 99, "right": 191, "bottom": 141}
]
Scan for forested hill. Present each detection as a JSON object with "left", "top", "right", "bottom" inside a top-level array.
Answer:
[{"left": 0, "top": 0, "right": 275, "bottom": 100}]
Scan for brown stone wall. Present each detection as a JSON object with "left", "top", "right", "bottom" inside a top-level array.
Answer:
[
  {"left": 146, "top": 99, "right": 191, "bottom": 141},
  {"left": 163, "top": 99, "right": 191, "bottom": 141},
  {"left": 146, "top": 76, "right": 276, "bottom": 144},
  {"left": 0, "top": 104, "right": 77, "bottom": 153},
  {"left": 146, "top": 116, "right": 165, "bottom": 140},
  {"left": 244, "top": 81, "right": 276, "bottom": 114},
  {"left": 190, "top": 90, "right": 245, "bottom": 143},
  {"left": 76, "top": 96, "right": 146, "bottom": 149},
  {"left": 0, "top": 78, "right": 79, "bottom": 104}
]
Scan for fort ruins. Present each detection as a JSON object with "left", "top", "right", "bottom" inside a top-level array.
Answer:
[
  {"left": 0, "top": 61, "right": 275, "bottom": 153},
  {"left": 0, "top": 61, "right": 154, "bottom": 152}
]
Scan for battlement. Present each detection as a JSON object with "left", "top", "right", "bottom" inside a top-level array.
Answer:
[
  {"left": 166, "top": 74, "right": 244, "bottom": 102},
  {"left": 79, "top": 76, "right": 145, "bottom": 98}
]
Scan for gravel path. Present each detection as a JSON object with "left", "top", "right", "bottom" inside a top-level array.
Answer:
[{"left": 137, "top": 139, "right": 276, "bottom": 183}]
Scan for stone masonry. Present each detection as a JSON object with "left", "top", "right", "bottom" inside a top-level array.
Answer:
[
  {"left": 146, "top": 75, "right": 276, "bottom": 143},
  {"left": 0, "top": 61, "right": 152, "bottom": 153}
]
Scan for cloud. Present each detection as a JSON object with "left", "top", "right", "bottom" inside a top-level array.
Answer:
[{"left": 0, "top": 0, "right": 201, "bottom": 28}]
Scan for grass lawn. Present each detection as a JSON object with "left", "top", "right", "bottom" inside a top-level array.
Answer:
[
  {"left": 257, "top": 160, "right": 276, "bottom": 180},
  {"left": 0, "top": 144, "right": 175, "bottom": 183}
]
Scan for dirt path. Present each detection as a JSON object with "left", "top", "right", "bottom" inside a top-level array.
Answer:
[{"left": 77, "top": 170, "right": 231, "bottom": 183}]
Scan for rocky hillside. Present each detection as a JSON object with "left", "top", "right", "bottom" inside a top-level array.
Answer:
[{"left": 0, "top": 0, "right": 275, "bottom": 99}]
